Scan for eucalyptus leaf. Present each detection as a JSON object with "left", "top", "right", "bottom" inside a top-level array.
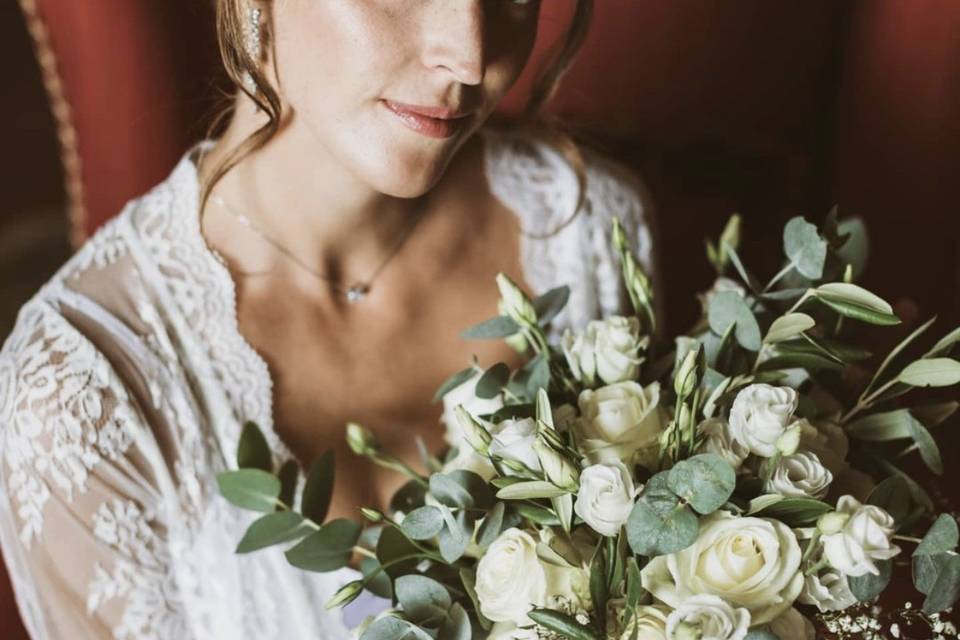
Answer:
[
  {"left": 277, "top": 459, "right": 299, "bottom": 510},
  {"left": 438, "top": 602, "right": 471, "bottom": 640},
  {"left": 433, "top": 367, "right": 477, "bottom": 403},
  {"left": 667, "top": 454, "right": 736, "bottom": 515},
  {"left": 461, "top": 316, "right": 521, "bottom": 340},
  {"left": 708, "top": 290, "right": 762, "bottom": 351},
  {"left": 923, "top": 554, "right": 960, "bottom": 615},
  {"left": 237, "top": 421, "right": 273, "bottom": 472},
  {"left": 516, "top": 503, "right": 562, "bottom": 526},
  {"left": 360, "top": 557, "right": 393, "bottom": 599},
  {"left": 476, "top": 363, "right": 510, "bottom": 400},
  {"left": 236, "top": 511, "right": 309, "bottom": 554},
  {"left": 764, "top": 313, "right": 816, "bottom": 344},
  {"left": 724, "top": 242, "right": 762, "bottom": 293},
  {"left": 867, "top": 475, "right": 912, "bottom": 524},
  {"left": 898, "top": 358, "right": 960, "bottom": 387},
  {"left": 849, "top": 559, "right": 892, "bottom": 601},
  {"left": 429, "top": 473, "right": 474, "bottom": 509},
  {"left": 914, "top": 552, "right": 950, "bottom": 595},
  {"left": 744, "top": 630, "right": 780, "bottom": 640},
  {"left": 401, "top": 506, "right": 445, "bottom": 541},
  {"left": 217, "top": 469, "right": 281, "bottom": 512},
  {"left": 626, "top": 474, "right": 699, "bottom": 557},
  {"left": 302, "top": 450, "right": 335, "bottom": 525},
  {"left": 360, "top": 616, "right": 432, "bottom": 640},
  {"left": 395, "top": 575, "right": 452, "bottom": 627},
  {"left": 376, "top": 526, "right": 420, "bottom": 578},
  {"left": 835, "top": 217, "right": 869, "bottom": 278},
  {"left": 438, "top": 508, "right": 470, "bottom": 564},
  {"left": 476, "top": 502, "right": 506, "bottom": 549},
  {"left": 783, "top": 216, "right": 827, "bottom": 279},
  {"left": 533, "top": 286, "right": 571, "bottom": 327},
  {"left": 525, "top": 354, "right": 552, "bottom": 397},
  {"left": 915, "top": 514, "right": 959, "bottom": 556},
  {"left": 458, "top": 569, "right": 491, "bottom": 631},
  {"left": 285, "top": 518, "right": 361, "bottom": 572}
]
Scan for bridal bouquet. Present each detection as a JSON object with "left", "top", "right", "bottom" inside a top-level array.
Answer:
[{"left": 218, "top": 212, "right": 960, "bottom": 639}]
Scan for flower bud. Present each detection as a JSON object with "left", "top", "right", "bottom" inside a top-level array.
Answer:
[
  {"left": 674, "top": 347, "right": 700, "bottom": 398},
  {"left": 454, "top": 405, "right": 492, "bottom": 456},
  {"left": 346, "top": 422, "right": 380, "bottom": 456},
  {"left": 817, "top": 511, "right": 850, "bottom": 536},
  {"left": 325, "top": 580, "right": 364, "bottom": 610},
  {"left": 533, "top": 438, "right": 580, "bottom": 492},
  {"left": 360, "top": 508, "right": 384, "bottom": 522},
  {"left": 775, "top": 423, "right": 803, "bottom": 457},
  {"left": 496, "top": 272, "right": 537, "bottom": 326}
]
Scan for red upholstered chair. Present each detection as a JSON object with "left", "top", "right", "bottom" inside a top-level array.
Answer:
[{"left": 7, "top": 1, "right": 960, "bottom": 637}]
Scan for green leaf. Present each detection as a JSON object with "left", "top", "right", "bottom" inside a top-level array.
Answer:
[
  {"left": 757, "top": 352, "right": 843, "bottom": 373},
  {"left": 390, "top": 479, "right": 427, "bottom": 514},
  {"left": 528, "top": 609, "right": 602, "bottom": 640},
  {"left": 496, "top": 481, "right": 569, "bottom": 500},
  {"left": 476, "top": 363, "right": 510, "bottom": 399},
  {"left": 863, "top": 316, "right": 936, "bottom": 396},
  {"left": 783, "top": 216, "right": 827, "bottom": 279},
  {"left": 439, "top": 602, "right": 472, "bottom": 640},
  {"left": 461, "top": 316, "right": 521, "bottom": 340},
  {"left": 909, "top": 415, "right": 943, "bottom": 475},
  {"left": 515, "top": 503, "right": 562, "bottom": 526},
  {"left": 376, "top": 526, "right": 420, "bottom": 578},
  {"left": 751, "top": 496, "right": 832, "bottom": 527},
  {"left": 626, "top": 474, "right": 699, "bottom": 557},
  {"left": 744, "top": 630, "right": 780, "bottom": 640},
  {"left": 849, "top": 559, "right": 892, "bottom": 601},
  {"left": 236, "top": 511, "right": 309, "bottom": 553},
  {"left": 237, "top": 421, "right": 273, "bottom": 472},
  {"left": 285, "top": 518, "right": 361, "bottom": 572},
  {"left": 476, "top": 502, "right": 506, "bottom": 549},
  {"left": 302, "top": 450, "right": 335, "bottom": 525},
  {"left": 876, "top": 459, "right": 934, "bottom": 512},
  {"left": 848, "top": 410, "right": 913, "bottom": 442},
  {"left": 915, "top": 514, "right": 959, "bottom": 556},
  {"left": 708, "top": 290, "right": 762, "bottom": 352},
  {"left": 401, "top": 506, "right": 445, "bottom": 540},
  {"left": 458, "top": 569, "right": 491, "bottom": 631},
  {"left": 867, "top": 475, "right": 912, "bottom": 524},
  {"left": 724, "top": 242, "right": 763, "bottom": 293},
  {"left": 898, "top": 358, "right": 960, "bottom": 387},
  {"left": 433, "top": 367, "right": 477, "bottom": 403},
  {"left": 625, "top": 557, "right": 643, "bottom": 611},
  {"left": 217, "top": 469, "right": 281, "bottom": 512},
  {"left": 589, "top": 543, "right": 608, "bottom": 630},
  {"left": 533, "top": 286, "right": 571, "bottom": 327},
  {"left": 815, "top": 283, "right": 893, "bottom": 315},
  {"left": 525, "top": 354, "right": 551, "bottom": 398},
  {"left": 815, "top": 295, "right": 901, "bottom": 326},
  {"left": 395, "top": 575, "right": 452, "bottom": 627},
  {"left": 835, "top": 217, "right": 869, "bottom": 279},
  {"left": 667, "top": 454, "right": 736, "bottom": 515},
  {"left": 764, "top": 313, "right": 816, "bottom": 344},
  {"left": 360, "top": 557, "right": 393, "bottom": 599},
  {"left": 277, "top": 459, "right": 299, "bottom": 509},
  {"left": 429, "top": 473, "right": 473, "bottom": 509},
  {"left": 438, "top": 508, "right": 470, "bottom": 564},
  {"left": 929, "top": 326, "right": 960, "bottom": 357},
  {"left": 923, "top": 555, "right": 960, "bottom": 615},
  {"left": 914, "top": 552, "right": 950, "bottom": 595},
  {"left": 360, "top": 616, "right": 432, "bottom": 640}
]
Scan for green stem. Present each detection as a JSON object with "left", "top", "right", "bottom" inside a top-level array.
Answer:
[
  {"left": 763, "top": 261, "right": 797, "bottom": 294},
  {"left": 804, "top": 558, "right": 829, "bottom": 577}
]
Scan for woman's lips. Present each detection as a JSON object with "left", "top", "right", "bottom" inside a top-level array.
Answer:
[{"left": 381, "top": 100, "right": 470, "bottom": 139}]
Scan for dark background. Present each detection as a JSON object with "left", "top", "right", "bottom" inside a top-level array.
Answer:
[{"left": 2, "top": 1, "right": 959, "bottom": 638}]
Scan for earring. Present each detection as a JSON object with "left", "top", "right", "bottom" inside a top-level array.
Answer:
[{"left": 242, "top": 5, "right": 262, "bottom": 95}]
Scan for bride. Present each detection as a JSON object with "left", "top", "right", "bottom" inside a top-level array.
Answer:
[{"left": 0, "top": 1, "right": 657, "bottom": 637}]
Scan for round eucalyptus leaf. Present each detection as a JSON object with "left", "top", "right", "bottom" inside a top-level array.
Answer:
[
  {"left": 708, "top": 291, "right": 762, "bottom": 352},
  {"left": 395, "top": 575, "right": 452, "bottom": 628},
  {"left": 783, "top": 216, "right": 827, "bottom": 279},
  {"left": 360, "top": 616, "right": 433, "bottom": 640},
  {"left": 438, "top": 602, "right": 472, "bottom": 640},
  {"left": 908, "top": 415, "right": 944, "bottom": 475},
  {"left": 401, "top": 506, "right": 445, "bottom": 541},
  {"left": 667, "top": 453, "right": 736, "bottom": 515},
  {"left": 915, "top": 514, "right": 960, "bottom": 557},
  {"left": 764, "top": 313, "right": 815, "bottom": 344},
  {"left": 899, "top": 358, "right": 960, "bottom": 388},
  {"left": 626, "top": 474, "right": 699, "bottom": 557},
  {"left": 285, "top": 518, "right": 361, "bottom": 572},
  {"left": 476, "top": 363, "right": 510, "bottom": 399},
  {"left": 849, "top": 559, "right": 892, "bottom": 602}
]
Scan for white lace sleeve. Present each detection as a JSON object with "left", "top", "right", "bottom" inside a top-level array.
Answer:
[{"left": 0, "top": 299, "right": 186, "bottom": 639}]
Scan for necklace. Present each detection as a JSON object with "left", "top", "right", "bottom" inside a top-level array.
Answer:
[{"left": 210, "top": 193, "right": 427, "bottom": 303}]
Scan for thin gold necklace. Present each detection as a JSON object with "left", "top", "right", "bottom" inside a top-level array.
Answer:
[{"left": 211, "top": 193, "right": 427, "bottom": 303}]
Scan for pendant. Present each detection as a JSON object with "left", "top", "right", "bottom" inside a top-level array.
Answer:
[{"left": 345, "top": 283, "right": 370, "bottom": 303}]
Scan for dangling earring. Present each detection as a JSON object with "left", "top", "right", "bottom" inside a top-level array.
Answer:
[{"left": 242, "top": 5, "right": 262, "bottom": 96}]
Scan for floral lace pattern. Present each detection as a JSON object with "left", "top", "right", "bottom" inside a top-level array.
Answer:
[{"left": 0, "top": 125, "right": 654, "bottom": 639}]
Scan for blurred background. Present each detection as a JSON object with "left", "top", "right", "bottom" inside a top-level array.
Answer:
[{"left": 1, "top": 0, "right": 959, "bottom": 637}]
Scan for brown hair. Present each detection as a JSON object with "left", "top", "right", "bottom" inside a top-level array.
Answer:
[{"left": 201, "top": 0, "right": 595, "bottom": 238}]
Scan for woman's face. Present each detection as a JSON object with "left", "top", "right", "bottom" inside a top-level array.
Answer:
[{"left": 267, "top": 0, "right": 542, "bottom": 197}]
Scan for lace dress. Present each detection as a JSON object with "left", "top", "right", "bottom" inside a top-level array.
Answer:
[{"left": 0, "top": 125, "right": 656, "bottom": 639}]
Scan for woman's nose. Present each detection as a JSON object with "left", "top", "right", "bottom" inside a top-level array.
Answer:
[{"left": 421, "top": 1, "right": 485, "bottom": 86}]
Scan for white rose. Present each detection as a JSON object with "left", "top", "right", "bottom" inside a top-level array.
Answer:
[
  {"left": 821, "top": 495, "right": 901, "bottom": 577},
  {"left": 576, "top": 381, "right": 664, "bottom": 467},
  {"left": 641, "top": 511, "right": 803, "bottom": 625},
  {"left": 476, "top": 529, "right": 547, "bottom": 624},
  {"left": 696, "top": 418, "right": 749, "bottom": 471},
  {"left": 665, "top": 594, "right": 750, "bottom": 640},
  {"left": 574, "top": 463, "right": 638, "bottom": 537},
  {"left": 798, "top": 566, "right": 856, "bottom": 612},
  {"left": 618, "top": 604, "right": 670, "bottom": 640},
  {"left": 440, "top": 373, "right": 503, "bottom": 449},
  {"left": 562, "top": 316, "right": 646, "bottom": 385},
  {"left": 769, "top": 608, "right": 815, "bottom": 640},
  {"left": 728, "top": 384, "right": 799, "bottom": 457},
  {"left": 764, "top": 450, "right": 833, "bottom": 499},
  {"left": 489, "top": 418, "right": 541, "bottom": 475}
]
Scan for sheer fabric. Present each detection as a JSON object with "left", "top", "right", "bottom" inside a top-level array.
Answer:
[{"left": 0, "top": 125, "right": 655, "bottom": 639}]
